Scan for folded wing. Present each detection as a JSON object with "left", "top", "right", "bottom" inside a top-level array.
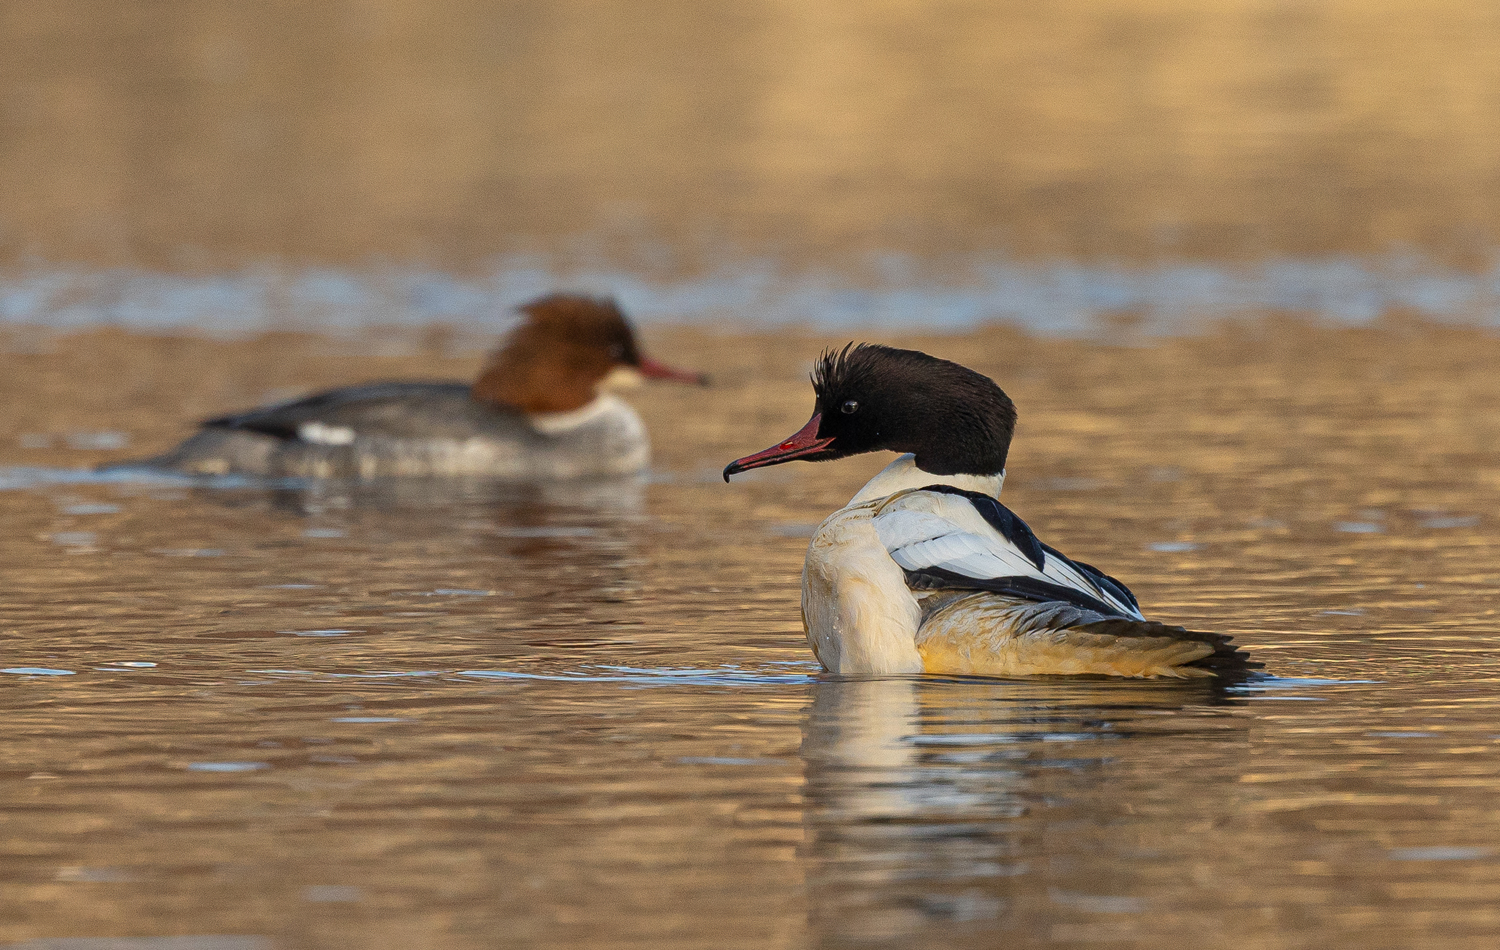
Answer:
[
  {"left": 871, "top": 485, "right": 1256, "bottom": 677},
  {"left": 871, "top": 485, "right": 1145, "bottom": 620},
  {"left": 202, "top": 383, "right": 515, "bottom": 442}
]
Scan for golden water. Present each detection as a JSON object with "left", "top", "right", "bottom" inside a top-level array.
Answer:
[{"left": 3, "top": 323, "right": 1500, "bottom": 948}]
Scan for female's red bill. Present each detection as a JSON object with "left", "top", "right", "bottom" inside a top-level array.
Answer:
[
  {"left": 722, "top": 413, "right": 833, "bottom": 481},
  {"left": 638, "top": 355, "right": 710, "bottom": 385}
]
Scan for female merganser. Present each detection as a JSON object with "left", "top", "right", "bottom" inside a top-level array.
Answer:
[
  {"left": 127, "top": 293, "right": 706, "bottom": 479},
  {"left": 723, "top": 344, "right": 1252, "bottom": 679}
]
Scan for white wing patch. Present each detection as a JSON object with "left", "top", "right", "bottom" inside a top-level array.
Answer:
[
  {"left": 871, "top": 489, "right": 1144, "bottom": 620},
  {"left": 876, "top": 506, "right": 1045, "bottom": 580},
  {"left": 297, "top": 422, "right": 357, "bottom": 446}
]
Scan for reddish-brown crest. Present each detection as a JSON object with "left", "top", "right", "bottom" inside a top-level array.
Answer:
[{"left": 471, "top": 294, "right": 641, "bottom": 414}]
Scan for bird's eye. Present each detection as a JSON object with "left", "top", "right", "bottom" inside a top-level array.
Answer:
[
  {"left": 841, "top": 400, "right": 859, "bottom": 414},
  {"left": 609, "top": 343, "right": 627, "bottom": 361}
]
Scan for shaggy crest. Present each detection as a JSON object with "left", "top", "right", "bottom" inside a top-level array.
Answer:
[{"left": 809, "top": 343, "right": 1017, "bottom": 476}]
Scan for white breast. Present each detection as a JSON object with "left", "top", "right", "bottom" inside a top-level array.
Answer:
[
  {"left": 524, "top": 394, "right": 650, "bottom": 476},
  {"left": 528, "top": 394, "right": 631, "bottom": 435},
  {"left": 799, "top": 454, "right": 1005, "bottom": 675},
  {"left": 801, "top": 503, "right": 924, "bottom": 674}
]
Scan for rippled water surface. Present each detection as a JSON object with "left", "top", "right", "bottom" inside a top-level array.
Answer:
[{"left": 4, "top": 323, "right": 1500, "bottom": 948}]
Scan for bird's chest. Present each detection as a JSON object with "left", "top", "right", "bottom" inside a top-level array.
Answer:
[{"left": 800, "top": 505, "right": 924, "bottom": 675}]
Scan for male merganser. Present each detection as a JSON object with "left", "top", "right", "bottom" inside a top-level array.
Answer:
[
  {"left": 125, "top": 293, "right": 706, "bottom": 479},
  {"left": 723, "top": 344, "right": 1252, "bottom": 679}
]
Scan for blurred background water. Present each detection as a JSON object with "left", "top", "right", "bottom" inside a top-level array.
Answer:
[
  {"left": 5, "top": 3, "right": 1500, "bottom": 949},
  {"left": 6, "top": 0, "right": 1500, "bottom": 334}
]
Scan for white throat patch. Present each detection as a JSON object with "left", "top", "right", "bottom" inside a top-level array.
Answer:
[{"left": 599, "top": 365, "right": 645, "bottom": 391}]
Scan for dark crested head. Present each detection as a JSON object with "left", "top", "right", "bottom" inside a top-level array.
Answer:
[
  {"left": 723, "top": 343, "right": 1017, "bottom": 480},
  {"left": 809, "top": 344, "right": 1017, "bottom": 471}
]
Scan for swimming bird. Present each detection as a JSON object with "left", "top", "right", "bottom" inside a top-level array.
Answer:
[
  {"left": 127, "top": 293, "right": 706, "bottom": 479},
  {"left": 722, "top": 344, "right": 1251, "bottom": 679}
]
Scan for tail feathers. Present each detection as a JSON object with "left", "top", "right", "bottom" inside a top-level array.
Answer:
[
  {"left": 95, "top": 428, "right": 276, "bottom": 476},
  {"left": 1071, "top": 616, "right": 1259, "bottom": 677}
]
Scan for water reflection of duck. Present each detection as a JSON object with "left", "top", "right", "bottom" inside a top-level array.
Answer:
[
  {"left": 724, "top": 344, "right": 1254, "bottom": 679},
  {"left": 193, "top": 474, "right": 647, "bottom": 616},
  {"left": 119, "top": 294, "right": 706, "bottom": 479},
  {"left": 800, "top": 676, "right": 1246, "bottom": 942}
]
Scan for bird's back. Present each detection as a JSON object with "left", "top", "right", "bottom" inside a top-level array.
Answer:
[
  {"left": 203, "top": 382, "right": 526, "bottom": 442},
  {"left": 130, "top": 383, "right": 648, "bottom": 479}
]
